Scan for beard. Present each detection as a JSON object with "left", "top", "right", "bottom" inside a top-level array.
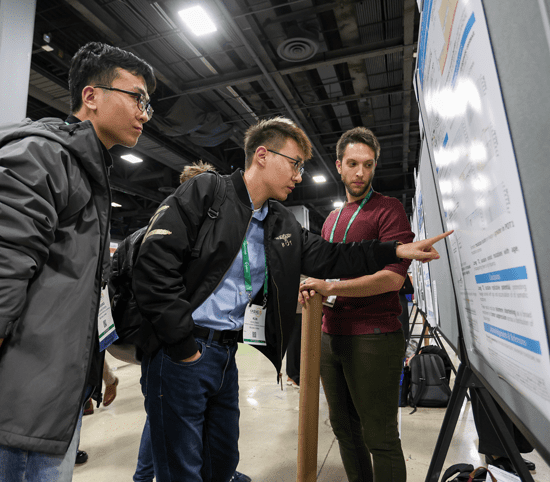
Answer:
[{"left": 342, "top": 172, "right": 375, "bottom": 200}]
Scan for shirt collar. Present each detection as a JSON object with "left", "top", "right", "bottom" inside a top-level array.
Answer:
[
  {"left": 242, "top": 170, "right": 268, "bottom": 221},
  {"left": 252, "top": 202, "right": 268, "bottom": 221}
]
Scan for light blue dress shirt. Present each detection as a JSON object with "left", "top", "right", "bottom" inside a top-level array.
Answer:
[{"left": 192, "top": 201, "right": 268, "bottom": 331}]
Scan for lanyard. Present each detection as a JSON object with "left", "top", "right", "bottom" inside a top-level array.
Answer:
[
  {"left": 241, "top": 238, "right": 268, "bottom": 304},
  {"left": 329, "top": 188, "right": 373, "bottom": 243}
]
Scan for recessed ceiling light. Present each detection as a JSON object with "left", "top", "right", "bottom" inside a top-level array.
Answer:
[
  {"left": 121, "top": 154, "right": 143, "bottom": 164},
  {"left": 312, "top": 175, "right": 326, "bottom": 183},
  {"left": 333, "top": 201, "right": 344, "bottom": 208},
  {"left": 111, "top": 202, "right": 122, "bottom": 208},
  {"left": 178, "top": 6, "right": 217, "bottom": 36}
]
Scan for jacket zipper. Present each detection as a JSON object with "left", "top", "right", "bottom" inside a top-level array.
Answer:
[
  {"left": 272, "top": 276, "right": 284, "bottom": 390},
  {"left": 265, "top": 210, "right": 284, "bottom": 389},
  {"left": 80, "top": 135, "right": 112, "bottom": 406}
]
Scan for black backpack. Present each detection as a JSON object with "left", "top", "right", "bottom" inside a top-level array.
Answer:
[
  {"left": 408, "top": 348, "right": 452, "bottom": 413},
  {"left": 107, "top": 173, "right": 226, "bottom": 364},
  {"left": 417, "top": 344, "right": 453, "bottom": 381},
  {"left": 441, "top": 464, "right": 495, "bottom": 482}
]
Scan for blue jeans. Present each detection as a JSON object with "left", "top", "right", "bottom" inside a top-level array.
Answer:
[
  {"left": 134, "top": 417, "right": 154, "bottom": 482},
  {"left": 141, "top": 332, "right": 240, "bottom": 482},
  {"left": 0, "top": 387, "right": 90, "bottom": 482}
]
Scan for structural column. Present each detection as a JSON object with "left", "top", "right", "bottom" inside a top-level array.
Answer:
[{"left": 0, "top": 0, "right": 36, "bottom": 125}]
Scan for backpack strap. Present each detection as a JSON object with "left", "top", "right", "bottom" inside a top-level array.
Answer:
[
  {"left": 441, "top": 463, "right": 474, "bottom": 482},
  {"left": 409, "top": 355, "right": 427, "bottom": 414},
  {"left": 191, "top": 173, "right": 227, "bottom": 258},
  {"left": 429, "top": 355, "right": 452, "bottom": 395},
  {"left": 468, "top": 466, "right": 497, "bottom": 482}
]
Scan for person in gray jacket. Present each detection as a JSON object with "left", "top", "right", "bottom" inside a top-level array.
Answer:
[{"left": 0, "top": 42, "right": 155, "bottom": 482}]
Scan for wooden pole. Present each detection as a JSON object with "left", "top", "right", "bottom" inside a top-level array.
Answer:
[{"left": 296, "top": 294, "right": 323, "bottom": 482}]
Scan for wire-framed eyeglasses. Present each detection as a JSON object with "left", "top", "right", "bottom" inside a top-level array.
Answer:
[
  {"left": 94, "top": 85, "right": 154, "bottom": 119},
  {"left": 267, "top": 149, "right": 305, "bottom": 176}
]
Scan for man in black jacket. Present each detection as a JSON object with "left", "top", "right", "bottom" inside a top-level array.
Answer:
[
  {"left": 0, "top": 42, "right": 155, "bottom": 482},
  {"left": 133, "top": 116, "right": 450, "bottom": 482}
]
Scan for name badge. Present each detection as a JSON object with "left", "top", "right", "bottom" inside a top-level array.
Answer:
[
  {"left": 243, "top": 303, "right": 266, "bottom": 346},
  {"left": 98, "top": 287, "right": 118, "bottom": 351}
]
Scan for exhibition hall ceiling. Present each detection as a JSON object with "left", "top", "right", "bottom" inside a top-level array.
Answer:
[{"left": 28, "top": 0, "right": 421, "bottom": 235}]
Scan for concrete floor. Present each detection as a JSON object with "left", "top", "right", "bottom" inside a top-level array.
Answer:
[{"left": 74, "top": 337, "right": 549, "bottom": 482}]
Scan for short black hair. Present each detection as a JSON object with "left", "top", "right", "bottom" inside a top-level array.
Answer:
[{"left": 69, "top": 42, "right": 156, "bottom": 112}]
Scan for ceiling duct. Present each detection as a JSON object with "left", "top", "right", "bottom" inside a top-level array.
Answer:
[{"left": 277, "top": 26, "right": 319, "bottom": 62}]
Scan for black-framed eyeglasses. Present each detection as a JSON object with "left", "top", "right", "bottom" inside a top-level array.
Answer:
[
  {"left": 267, "top": 149, "right": 305, "bottom": 176},
  {"left": 94, "top": 85, "right": 154, "bottom": 119}
]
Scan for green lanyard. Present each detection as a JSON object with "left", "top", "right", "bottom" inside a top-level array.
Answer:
[
  {"left": 241, "top": 238, "right": 268, "bottom": 304},
  {"left": 329, "top": 188, "right": 373, "bottom": 243}
]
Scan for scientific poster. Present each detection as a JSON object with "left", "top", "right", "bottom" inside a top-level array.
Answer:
[{"left": 416, "top": 0, "right": 550, "bottom": 415}]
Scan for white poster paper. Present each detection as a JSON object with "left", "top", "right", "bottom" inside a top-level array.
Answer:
[{"left": 416, "top": 0, "right": 550, "bottom": 415}]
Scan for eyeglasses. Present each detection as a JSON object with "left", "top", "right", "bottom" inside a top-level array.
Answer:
[
  {"left": 267, "top": 149, "right": 305, "bottom": 176},
  {"left": 94, "top": 85, "right": 154, "bottom": 119}
]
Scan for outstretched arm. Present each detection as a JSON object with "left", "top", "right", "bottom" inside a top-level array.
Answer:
[{"left": 396, "top": 230, "right": 453, "bottom": 262}]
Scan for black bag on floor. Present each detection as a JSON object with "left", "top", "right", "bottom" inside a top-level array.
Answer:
[
  {"left": 441, "top": 464, "right": 474, "bottom": 481},
  {"left": 417, "top": 344, "right": 453, "bottom": 382},
  {"left": 441, "top": 464, "right": 495, "bottom": 482},
  {"left": 408, "top": 351, "right": 451, "bottom": 412}
]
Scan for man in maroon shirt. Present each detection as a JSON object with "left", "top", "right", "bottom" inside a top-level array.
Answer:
[{"left": 300, "top": 127, "right": 414, "bottom": 482}]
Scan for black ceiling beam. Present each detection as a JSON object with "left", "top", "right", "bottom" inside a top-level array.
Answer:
[{"left": 159, "top": 41, "right": 405, "bottom": 99}]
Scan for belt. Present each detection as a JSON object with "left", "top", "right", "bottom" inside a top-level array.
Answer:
[{"left": 193, "top": 325, "right": 240, "bottom": 345}]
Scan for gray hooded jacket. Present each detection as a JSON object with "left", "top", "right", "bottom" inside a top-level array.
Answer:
[{"left": 0, "top": 118, "right": 111, "bottom": 455}]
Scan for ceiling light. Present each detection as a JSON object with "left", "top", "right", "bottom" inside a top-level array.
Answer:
[
  {"left": 121, "top": 154, "right": 143, "bottom": 164},
  {"left": 41, "top": 32, "right": 53, "bottom": 51},
  {"left": 178, "top": 6, "right": 217, "bottom": 36},
  {"left": 333, "top": 201, "right": 344, "bottom": 208},
  {"left": 111, "top": 202, "right": 122, "bottom": 208},
  {"left": 312, "top": 175, "right": 326, "bottom": 183}
]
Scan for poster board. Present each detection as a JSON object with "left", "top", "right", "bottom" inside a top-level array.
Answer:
[
  {"left": 416, "top": 138, "right": 460, "bottom": 350},
  {"left": 415, "top": 0, "right": 550, "bottom": 459}
]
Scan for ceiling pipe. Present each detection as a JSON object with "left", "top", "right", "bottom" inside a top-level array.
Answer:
[{"left": 211, "top": 0, "right": 339, "bottom": 184}]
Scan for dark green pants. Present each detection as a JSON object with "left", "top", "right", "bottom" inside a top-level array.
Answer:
[{"left": 320, "top": 330, "right": 406, "bottom": 482}]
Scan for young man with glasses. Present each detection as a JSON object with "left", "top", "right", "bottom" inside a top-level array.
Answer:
[
  {"left": 0, "top": 42, "right": 155, "bottom": 481},
  {"left": 132, "top": 117, "right": 451, "bottom": 481}
]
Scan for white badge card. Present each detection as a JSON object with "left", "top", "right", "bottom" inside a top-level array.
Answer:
[
  {"left": 98, "top": 287, "right": 119, "bottom": 351},
  {"left": 243, "top": 304, "right": 266, "bottom": 346},
  {"left": 322, "top": 279, "right": 340, "bottom": 308}
]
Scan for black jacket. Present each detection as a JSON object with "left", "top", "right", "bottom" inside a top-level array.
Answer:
[{"left": 133, "top": 170, "right": 399, "bottom": 376}]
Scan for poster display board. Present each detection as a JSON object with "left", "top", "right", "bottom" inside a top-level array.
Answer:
[
  {"left": 414, "top": 161, "right": 435, "bottom": 326},
  {"left": 410, "top": 199, "right": 424, "bottom": 315},
  {"left": 416, "top": 138, "right": 460, "bottom": 348},
  {"left": 415, "top": 0, "right": 550, "bottom": 454}
]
